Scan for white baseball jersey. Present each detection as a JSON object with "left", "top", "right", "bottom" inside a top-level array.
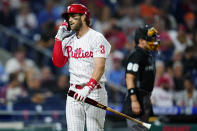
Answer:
[
  {"left": 62, "top": 28, "right": 111, "bottom": 85},
  {"left": 63, "top": 28, "right": 111, "bottom": 131}
]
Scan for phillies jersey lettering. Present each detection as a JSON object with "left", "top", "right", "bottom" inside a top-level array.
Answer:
[
  {"left": 66, "top": 46, "right": 93, "bottom": 58},
  {"left": 62, "top": 28, "right": 111, "bottom": 85}
]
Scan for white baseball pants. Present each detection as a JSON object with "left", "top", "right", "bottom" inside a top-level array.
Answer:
[{"left": 66, "top": 84, "right": 107, "bottom": 131}]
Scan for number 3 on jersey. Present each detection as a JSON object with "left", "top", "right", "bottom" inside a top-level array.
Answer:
[{"left": 100, "top": 45, "right": 105, "bottom": 54}]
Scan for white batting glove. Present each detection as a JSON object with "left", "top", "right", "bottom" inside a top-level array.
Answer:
[
  {"left": 73, "top": 86, "right": 91, "bottom": 102},
  {"left": 55, "top": 21, "right": 73, "bottom": 41}
]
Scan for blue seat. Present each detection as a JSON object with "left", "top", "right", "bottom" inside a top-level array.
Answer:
[
  {"left": 42, "top": 95, "right": 65, "bottom": 110},
  {"left": 13, "top": 97, "right": 36, "bottom": 111},
  {"left": 0, "top": 103, "right": 6, "bottom": 110}
]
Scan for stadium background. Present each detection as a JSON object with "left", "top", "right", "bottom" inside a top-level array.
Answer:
[{"left": 0, "top": 0, "right": 197, "bottom": 130}]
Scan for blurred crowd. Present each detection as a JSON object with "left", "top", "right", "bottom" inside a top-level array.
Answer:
[{"left": 0, "top": 0, "right": 197, "bottom": 112}]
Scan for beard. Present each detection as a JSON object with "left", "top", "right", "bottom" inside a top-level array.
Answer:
[{"left": 70, "top": 19, "right": 82, "bottom": 31}]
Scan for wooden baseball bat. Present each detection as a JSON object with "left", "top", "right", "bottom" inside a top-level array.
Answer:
[{"left": 68, "top": 90, "right": 151, "bottom": 129}]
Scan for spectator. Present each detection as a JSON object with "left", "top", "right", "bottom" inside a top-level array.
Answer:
[
  {"left": 139, "top": 0, "right": 159, "bottom": 24},
  {"left": 154, "top": 17, "right": 174, "bottom": 61},
  {"left": 96, "top": 5, "right": 115, "bottom": 34},
  {"left": 5, "top": 46, "right": 39, "bottom": 82},
  {"left": 37, "top": 21, "right": 56, "bottom": 49},
  {"left": 173, "top": 61, "right": 184, "bottom": 91},
  {"left": 107, "top": 51, "right": 125, "bottom": 86},
  {"left": 182, "top": 47, "right": 197, "bottom": 75},
  {"left": 105, "top": 25, "right": 129, "bottom": 51},
  {"left": 159, "top": 7, "right": 177, "bottom": 30},
  {"left": 0, "top": 0, "right": 15, "bottom": 27},
  {"left": 151, "top": 76, "right": 174, "bottom": 107},
  {"left": 87, "top": 1, "right": 103, "bottom": 33},
  {"left": 169, "top": 24, "right": 193, "bottom": 52},
  {"left": 184, "top": 12, "right": 196, "bottom": 36},
  {"left": 24, "top": 67, "right": 40, "bottom": 88},
  {"left": 40, "top": 66, "right": 56, "bottom": 92},
  {"left": 154, "top": 60, "right": 165, "bottom": 86},
  {"left": 164, "top": 49, "right": 183, "bottom": 81},
  {"left": 53, "top": 74, "right": 69, "bottom": 99},
  {"left": 16, "top": 2, "right": 38, "bottom": 35},
  {"left": 175, "top": 76, "right": 197, "bottom": 107},
  {"left": 1, "top": 73, "right": 26, "bottom": 105},
  {"left": 181, "top": 0, "right": 197, "bottom": 13},
  {"left": 9, "top": 0, "right": 22, "bottom": 10},
  {"left": 106, "top": 51, "right": 125, "bottom": 104},
  {"left": 117, "top": 0, "right": 134, "bottom": 18},
  {"left": 26, "top": 74, "right": 51, "bottom": 104},
  {"left": 172, "top": 49, "right": 184, "bottom": 62},
  {"left": 117, "top": 7, "right": 144, "bottom": 42}
]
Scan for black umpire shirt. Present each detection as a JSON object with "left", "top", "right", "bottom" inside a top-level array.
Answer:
[{"left": 122, "top": 46, "right": 155, "bottom": 117}]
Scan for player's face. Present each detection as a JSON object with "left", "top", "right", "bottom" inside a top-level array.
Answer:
[
  {"left": 68, "top": 14, "right": 82, "bottom": 31},
  {"left": 139, "top": 39, "right": 148, "bottom": 49}
]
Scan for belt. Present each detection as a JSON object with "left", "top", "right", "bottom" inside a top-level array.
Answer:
[{"left": 70, "top": 84, "right": 101, "bottom": 89}]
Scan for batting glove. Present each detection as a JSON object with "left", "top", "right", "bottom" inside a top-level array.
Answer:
[
  {"left": 55, "top": 21, "right": 73, "bottom": 41},
  {"left": 73, "top": 78, "right": 98, "bottom": 102},
  {"left": 74, "top": 86, "right": 91, "bottom": 102}
]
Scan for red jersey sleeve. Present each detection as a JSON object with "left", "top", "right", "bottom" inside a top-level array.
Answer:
[{"left": 52, "top": 39, "right": 68, "bottom": 67}]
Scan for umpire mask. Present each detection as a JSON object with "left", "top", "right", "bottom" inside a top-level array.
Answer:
[
  {"left": 135, "top": 25, "right": 160, "bottom": 51},
  {"left": 146, "top": 27, "right": 160, "bottom": 51}
]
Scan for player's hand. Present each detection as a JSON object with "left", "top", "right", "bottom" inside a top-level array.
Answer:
[
  {"left": 73, "top": 86, "right": 91, "bottom": 102},
  {"left": 55, "top": 21, "right": 73, "bottom": 41},
  {"left": 131, "top": 100, "right": 141, "bottom": 115}
]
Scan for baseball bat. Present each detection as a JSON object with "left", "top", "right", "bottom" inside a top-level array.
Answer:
[{"left": 68, "top": 90, "right": 151, "bottom": 129}]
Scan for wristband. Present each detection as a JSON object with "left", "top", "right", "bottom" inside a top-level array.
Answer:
[
  {"left": 55, "top": 38, "right": 61, "bottom": 42},
  {"left": 128, "top": 88, "right": 136, "bottom": 96},
  {"left": 86, "top": 78, "right": 98, "bottom": 91}
]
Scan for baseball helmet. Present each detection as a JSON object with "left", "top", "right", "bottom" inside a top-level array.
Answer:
[
  {"left": 135, "top": 25, "right": 160, "bottom": 51},
  {"left": 62, "top": 4, "right": 90, "bottom": 19}
]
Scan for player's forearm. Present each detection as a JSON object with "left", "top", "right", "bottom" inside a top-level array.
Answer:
[
  {"left": 126, "top": 73, "right": 138, "bottom": 102},
  {"left": 52, "top": 39, "right": 68, "bottom": 67},
  {"left": 91, "top": 57, "right": 106, "bottom": 81},
  {"left": 91, "top": 64, "right": 105, "bottom": 82}
]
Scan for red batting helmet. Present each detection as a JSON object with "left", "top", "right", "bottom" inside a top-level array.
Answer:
[{"left": 62, "top": 4, "right": 90, "bottom": 19}]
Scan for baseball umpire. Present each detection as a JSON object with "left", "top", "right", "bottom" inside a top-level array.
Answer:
[
  {"left": 122, "top": 25, "right": 160, "bottom": 131},
  {"left": 52, "top": 3, "right": 111, "bottom": 131}
]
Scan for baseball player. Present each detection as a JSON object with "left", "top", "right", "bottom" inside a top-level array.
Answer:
[
  {"left": 52, "top": 3, "right": 111, "bottom": 131},
  {"left": 122, "top": 25, "right": 160, "bottom": 131}
]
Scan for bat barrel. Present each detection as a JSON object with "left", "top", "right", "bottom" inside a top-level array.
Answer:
[
  {"left": 107, "top": 107, "right": 151, "bottom": 129},
  {"left": 142, "top": 123, "right": 151, "bottom": 129},
  {"left": 106, "top": 107, "right": 143, "bottom": 124}
]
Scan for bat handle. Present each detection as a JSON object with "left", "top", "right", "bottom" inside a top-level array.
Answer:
[
  {"left": 67, "top": 90, "right": 75, "bottom": 97},
  {"left": 67, "top": 90, "right": 104, "bottom": 108}
]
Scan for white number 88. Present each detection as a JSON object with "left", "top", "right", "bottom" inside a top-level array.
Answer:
[{"left": 127, "top": 62, "right": 139, "bottom": 72}]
